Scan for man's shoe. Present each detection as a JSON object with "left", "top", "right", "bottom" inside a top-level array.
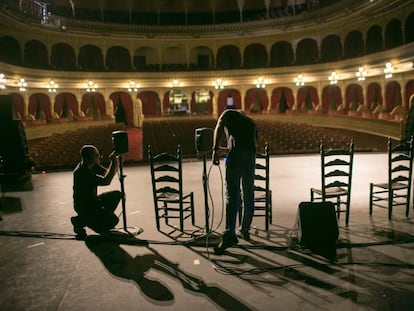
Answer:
[
  {"left": 238, "top": 231, "right": 250, "bottom": 242},
  {"left": 71, "top": 216, "right": 87, "bottom": 239},
  {"left": 214, "top": 233, "right": 238, "bottom": 255}
]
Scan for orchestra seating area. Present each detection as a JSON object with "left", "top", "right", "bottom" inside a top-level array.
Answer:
[
  {"left": 28, "top": 123, "right": 125, "bottom": 171},
  {"left": 27, "top": 115, "right": 394, "bottom": 172},
  {"left": 142, "top": 116, "right": 217, "bottom": 158},
  {"left": 142, "top": 115, "right": 390, "bottom": 160}
]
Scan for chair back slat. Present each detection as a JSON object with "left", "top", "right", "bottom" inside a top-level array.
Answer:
[
  {"left": 254, "top": 185, "right": 266, "bottom": 192},
  {"left": 256, "top": 163, "right": 266, "bottom": 170},
  {"left": 392, "top": 165, "right": 410, "bottom": 173},
  {"left": 392, "top": 154, "right": 410, "bottom": 162},
  {"left": 391, "top": 175, "right": 409, "bottom": 184},
  {"left": 325, "top": 159, "right": 350, "bottom": 166},
  {"left": 153, "top": 153, "right": 178, "bottom": 162},
  {"left": 156, "top": 186, "right": 179, "bottom": 194},
  {"left": 255, "top": 174, "right": 266, "bottom": 181},
  {"left": 325, "top": 170, "right": 349, "bottom": 177},
  {"left": 325, "top": 180, "right": 349, "bottom": 188},
  {"left": 154, "top": 164, "right": 179, "bottom": 172},
  {"left": 155, "top": 175, "right": 179, "bottom": 183}
]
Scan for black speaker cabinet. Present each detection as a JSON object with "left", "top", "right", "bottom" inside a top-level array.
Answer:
[
  {"left": 297, "top": 201, "right": 339, "bottom": 259},
  {"left": 0, "top": 120, "right": 32, "bottom": 181},
  {"left": 112, "top": 130, "right": 129, "bottom": 155},
  {"left": 0, "top": 94, "right": 15, "bottom": 122},
  {"left": 195, "top": 128, "right": 213, "bottom": 155}
]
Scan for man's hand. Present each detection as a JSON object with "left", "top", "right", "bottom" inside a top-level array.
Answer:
[
  {"left": 109, "top": 151, "right": 118, "bottom": 164},
  {"left": 212, "top": 150, "right": 220, "bottom": 165}
]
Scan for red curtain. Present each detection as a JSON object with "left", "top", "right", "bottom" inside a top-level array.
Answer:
[
  {"left": 297, "top": 86, "right": 319, "bottom": 108},
  {"left": 10, "top": 92, "right": 25, "bottom": 119},
  {"left": 28, "top": 93, "right": 51, "bottom": 120},
  {"left": 217, "top": 89, "right": 241, "bottom": 115},
  {"left": 271, "top": 87, "right": 294, "bottom": 110},
  {"left": 322, "top": 85, "right": 342, "bottom": 112},
  {"left": 367, "top": 83, "right": 383, "bottom": 109},
  {"left": 385, "top": 81, "right": 402, "bottom": 111},
  {"left": 110, "top": 92, "right": 133, "bottom": 127},
  {"left": 81, "top": 93, "right": 106, "bottom": 116},
  {"left": 55, "top": 93, "right": 78, "bottom": 116},
  {"left": 244, "top": 88, "right": 269, "bottom": 112},
  {"left": 406, "top": 80, "right": 414, "bottom": 107},
  {"left": 137, "top": 91, "right": 160, "bottom": 116},
  {"left": 345, "top": 84, "right": 364, "bottom": 109}
]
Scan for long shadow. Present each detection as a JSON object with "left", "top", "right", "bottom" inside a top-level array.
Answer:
[
  {"left": 184, "top": 228, "right": 414, "bottom": 310},
  {"left": 85, "top": 237, "right": 255, "bottom": 310}
]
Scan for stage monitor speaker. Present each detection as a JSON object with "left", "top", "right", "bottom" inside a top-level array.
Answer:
[
  {"left": 0, "top": 94, "right": 16, "bottom": 122},
  {"left": 297, "top": 201, "right": 339, "bottom": 259},
  {"left": 112, "top": 130, "right": 129, "bottom": 155},
  {"left": 0, "top": 120, "right": 32, "bottom": 176},
  {"left": 195, "top": 128, "right": 213, "bottom": 155}
]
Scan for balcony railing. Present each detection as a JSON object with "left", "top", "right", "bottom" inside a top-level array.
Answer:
[{"left": 1, "top": 0, "right": 398, "bottom": 38}]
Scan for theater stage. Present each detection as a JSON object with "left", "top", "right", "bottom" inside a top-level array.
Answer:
[{"left": 1, "top": 153, "right": 414, "bottom": 311}]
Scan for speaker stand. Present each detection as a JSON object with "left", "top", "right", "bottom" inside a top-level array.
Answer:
[
  {"left": 116, "top": 155, "right": 143, "bottom": 238},
  {"left": 185, "top": 153, "right": 221, "bottom": 246}
]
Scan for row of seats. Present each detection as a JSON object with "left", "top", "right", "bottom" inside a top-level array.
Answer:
[
  {"left": 142, "top": 115, "right": 379, "bottom": 161},
  {"left": 28, "top": 114, "right": 386, "bottom": 171},
  {"left": 28, "top": 123, "right": 124, "bottom": 171}
]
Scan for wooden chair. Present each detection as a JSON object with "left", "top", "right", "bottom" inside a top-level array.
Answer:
[
  {"left": 239, "top": 142, "right": 272, "bottom": 231},
  {"left": 253, "top": 142, "right": 272, "bottom": 231},
  {"left": 310, "top": 140, "right": 354, "bottom": 226},
  {"left": 148, "top": 144, "right": 195, "bottom": 232},
  {"left": 369, "top": 138, "right": 414, "bottom": 219}
]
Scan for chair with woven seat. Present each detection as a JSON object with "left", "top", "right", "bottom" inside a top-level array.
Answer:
[
  {"left": 369, "top": 137, "right": 414, "bottom": 219},
  {"left": 310, "top": 140, "right": 354, "bottom": 226},
  {"left": 148, "top": 144, "right": 195, "bottom": 232},
  {"left": 239, "top": 142, "right": 272, "bottom": 231},
  {"left": 253, "top": 142, "right": 272, "bottom": 231}
]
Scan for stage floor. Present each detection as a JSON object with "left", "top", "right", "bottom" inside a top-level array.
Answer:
[{"left": 1, "top": 153, "right": 414, "bottom": 310}]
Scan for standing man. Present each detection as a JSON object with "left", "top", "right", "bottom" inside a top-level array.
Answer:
[
  {"left": 71, "top": 145, "right": 121, "bottom": 238},
  {"left": 212, "top": 103, "right": 258, "bottom": 254}
]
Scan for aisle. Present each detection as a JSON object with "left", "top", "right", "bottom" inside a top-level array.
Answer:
[{"left": 124, "top": 128, "right": 142, "bottom": 162}]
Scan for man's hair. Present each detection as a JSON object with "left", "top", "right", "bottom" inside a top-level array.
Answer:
[{"left": 80, "top": 145, "right": 98, "bottom": 164}]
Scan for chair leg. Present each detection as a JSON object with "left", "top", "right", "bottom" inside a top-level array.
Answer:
[
  {"left": 406, "top": 190, "right": 410, "bottom": 218},
  {"left": 388, "top": 189, "right": 393, "bottom": 220},
  {"left": 336, "top": 196, "right": 341, "bottom": 220},
  {"left": 345, "top": 200, "right": 350, "bottom": 226},
  {"left": 310, "top": 189, "right": 314, "bottom": 202},
  {"left": 164, "top": 202, "right": 169, "bottom": 226},
  {"left": 269, "top": 191, "right": 273, "bottom": 224},
  {"left": 190, "top": 193, "right": 195, "bottom": 226},
  {"left": 179, "top": 202, "right": 184, "bottom": 232},
  {"left": 155, "top": 203, "right": 161, "bottom": 231},
  {"left": 369, "top": 183, "right": 373, "bottom": 216}
]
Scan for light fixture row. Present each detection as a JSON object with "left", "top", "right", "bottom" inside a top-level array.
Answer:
[{"left": 0, "top": 63, "right": 402, "bottom": 92}]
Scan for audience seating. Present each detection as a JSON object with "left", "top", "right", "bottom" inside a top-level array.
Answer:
[{"left": 28, "top": 123, "right": 124, "bottom": 170}]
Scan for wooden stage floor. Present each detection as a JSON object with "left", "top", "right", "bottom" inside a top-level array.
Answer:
[{"left": 1, "top": 153, "right": 414, "bottom": 310}]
